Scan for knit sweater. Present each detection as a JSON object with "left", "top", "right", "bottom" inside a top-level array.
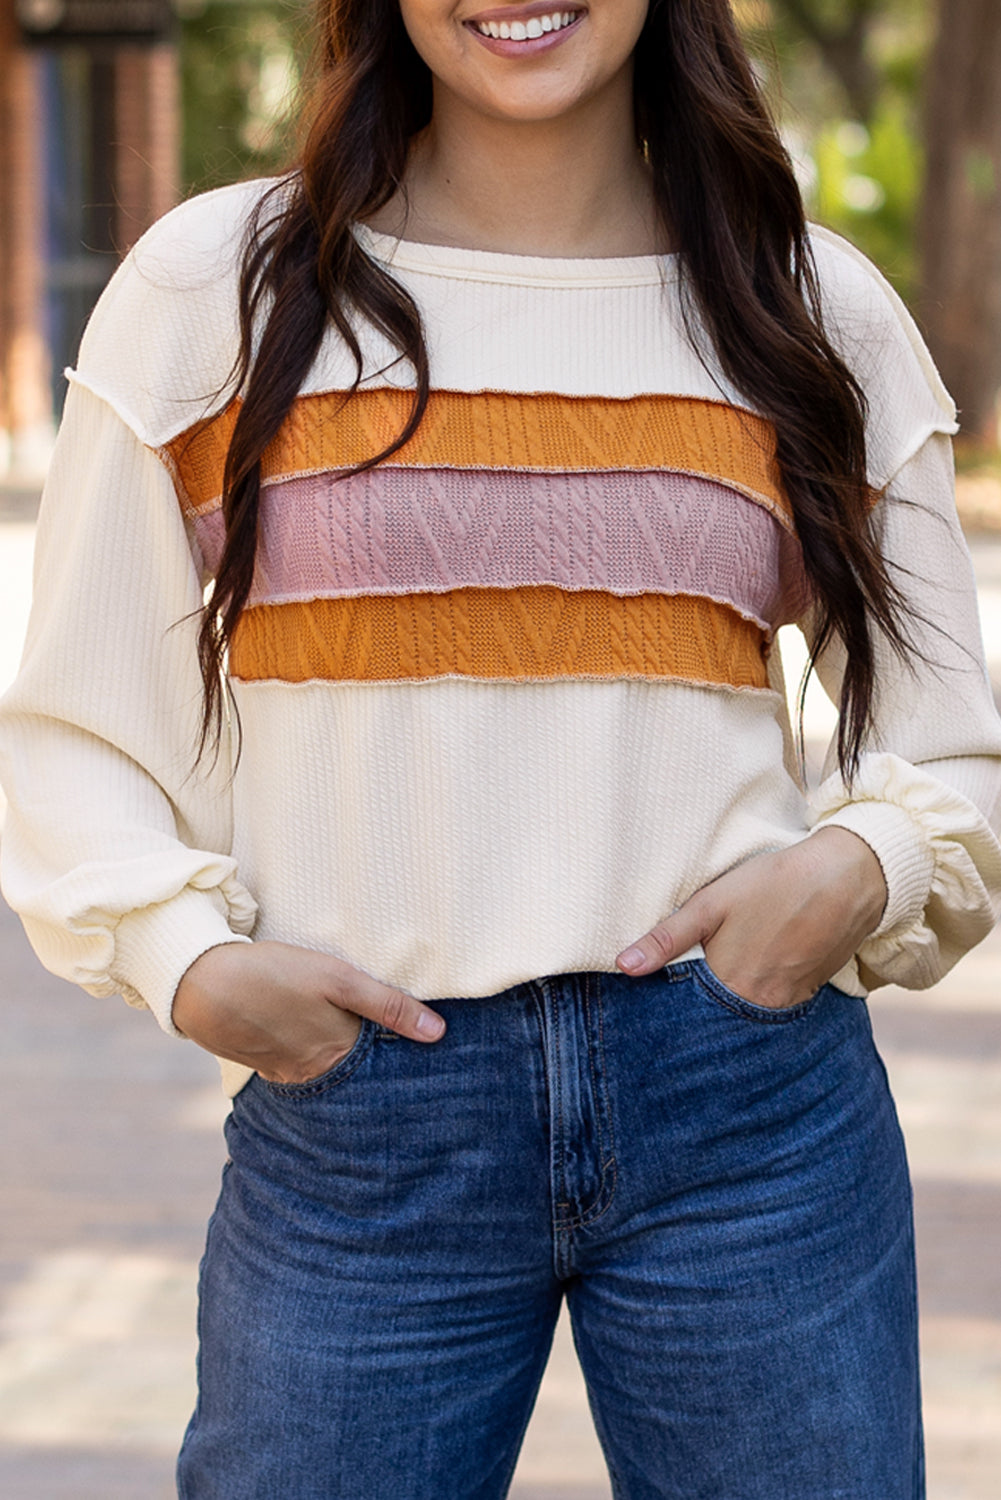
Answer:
[{"left": 3, "top": 178, "right": 1001, "bottom": 1097}]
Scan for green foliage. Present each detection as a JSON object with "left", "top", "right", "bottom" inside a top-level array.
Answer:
[
  {"left": 741, "top": 0, "right": 931, "bottom": 299},
  {"left": 812, "top": 103, "right": 923, "bottom": 297},
  {"left": 179, "top": 0, "right": 311, "bottom": 195}
]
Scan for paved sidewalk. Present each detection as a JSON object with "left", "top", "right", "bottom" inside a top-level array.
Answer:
[{"left": 1, "top": 490, "right": 1000, "bottom": 1497}]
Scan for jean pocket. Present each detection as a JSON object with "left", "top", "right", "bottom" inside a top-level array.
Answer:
[
  {"left": 692, "top": 958, "right": 826, "bottom": 1024},
  {"left": 256, "top": 1016, "right": 378, "bottom": 1098}
]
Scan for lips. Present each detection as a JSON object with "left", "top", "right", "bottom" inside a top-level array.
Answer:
[
  {"left": 470, "top": 9, "right": 582, "bottom": 39},
  {"left": 465, "top": 5, "right": 586, "bottom": 51},
  {"left": 468, "top": 2, "right": 585, "bottom": 24}
]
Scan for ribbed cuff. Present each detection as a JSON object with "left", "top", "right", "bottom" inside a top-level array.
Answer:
[
  {"left": 812, "top": 800, "right": 936, "bottom": 938},
  {"left": 112, "top": 885, "right": 252, "bottom": 1036}
]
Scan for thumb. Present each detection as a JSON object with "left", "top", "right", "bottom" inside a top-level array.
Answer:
[
  {"left": 328, "top": 963, "right": 446, "bottom": 1043},
  {"left": 616, "top": 894, "right": 715, "bottom": 977}
]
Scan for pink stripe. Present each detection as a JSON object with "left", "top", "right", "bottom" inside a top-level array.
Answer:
[{"left": 192, "top": 469, "right": 809, "bottom": 631}]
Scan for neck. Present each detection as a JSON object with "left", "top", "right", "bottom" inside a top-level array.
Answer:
[{"left": 370, "top": 73, "right": 665, "bottom": 258}]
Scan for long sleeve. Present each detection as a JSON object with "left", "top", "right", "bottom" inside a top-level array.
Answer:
[
  {"left": 807, "top": 432, "right": 1001, "bottom": 988},
  {"left": 0, "top": 380, "right": 256, "bottom": 1033},
  {"left": 4, "top": 180, "right": 997, "bottom": 1072}
]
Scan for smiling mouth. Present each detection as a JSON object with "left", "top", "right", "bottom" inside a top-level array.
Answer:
[{"left": 470, "top": 10, "right": 584, "bottom": 43}]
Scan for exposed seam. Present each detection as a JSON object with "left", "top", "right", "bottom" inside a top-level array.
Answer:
[{"left": 554, "top": 974, "right": 617, "bottom": 1232}]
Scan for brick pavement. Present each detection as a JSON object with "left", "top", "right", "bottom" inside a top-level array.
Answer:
[{"left": 1, "top": 490, "right": 1000, "bottom": 1497}]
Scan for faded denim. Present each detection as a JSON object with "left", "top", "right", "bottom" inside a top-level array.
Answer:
[{"left": 177, "top": 962, "right": 923, "bottom": 1499}]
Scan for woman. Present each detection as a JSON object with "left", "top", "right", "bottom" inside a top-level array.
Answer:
[{"left": 3, "top": 1, "right": 1000, "bottom": 1495}]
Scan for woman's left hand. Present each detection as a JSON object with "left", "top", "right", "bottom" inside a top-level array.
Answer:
[{"left": 615, "top": 827, "right": 888, "bottom": 1009}]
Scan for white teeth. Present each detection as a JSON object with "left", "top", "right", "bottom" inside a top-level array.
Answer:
[{"left": 475, "top": 11, "right": 579, "bottom": 43}]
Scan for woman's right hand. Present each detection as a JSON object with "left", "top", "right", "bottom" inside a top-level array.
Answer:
[{"left": 172, "top": 941, "right": 445, "bottom": 1083}]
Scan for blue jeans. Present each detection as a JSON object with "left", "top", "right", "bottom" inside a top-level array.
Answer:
[{"left": 177, "top": 963, "right": 923, "bottom": 1499}]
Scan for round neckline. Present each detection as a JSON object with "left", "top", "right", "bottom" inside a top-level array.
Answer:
[{"left": 353, "top": 222, "right": 678, "bottom": 289}]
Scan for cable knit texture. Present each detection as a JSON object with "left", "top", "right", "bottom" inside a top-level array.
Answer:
[{"left": 1, "top": 177, "right": 999, "bottom": 1097}]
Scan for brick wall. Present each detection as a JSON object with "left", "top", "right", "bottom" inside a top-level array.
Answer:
[
  {"left": 0, "top": 0, "right": 51, "bottom": 476},
  {"left": 0, "top": 3, "right": 179, "bottom": 476}
]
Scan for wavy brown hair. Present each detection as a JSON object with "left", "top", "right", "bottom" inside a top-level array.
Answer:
[{"left": 198, "top": 0, "right": 911, "bottom": 777}]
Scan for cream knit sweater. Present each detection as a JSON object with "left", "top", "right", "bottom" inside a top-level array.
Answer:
[{"left": 2, "top": 179, "right": 1000, "bottom": 1096}]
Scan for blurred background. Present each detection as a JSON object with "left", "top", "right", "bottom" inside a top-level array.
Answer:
[{"left": 1, "top": 2, "right": 1000, "bottom": 1498}]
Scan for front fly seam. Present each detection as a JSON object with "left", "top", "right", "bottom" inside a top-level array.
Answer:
[
  {"left": 553, "top": 986, "right": 572, "bottom": 1213},
  {"left": 589, "top": 971, "right": 616, "bottom": 1169},
  {"left": 539, "top": 980, "right": 572, "bottom": 1219},
  {"left": 548, "top": 973, "right": 619, "bottom": 1234},
  {"left": 543, "top": 972, "right": 615, "bottom": 1230},
  {"left": 571, "top": 972, "right": 617, "bottom": 1229}
]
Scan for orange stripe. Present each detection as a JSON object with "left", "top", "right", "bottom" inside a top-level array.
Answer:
[
  {"left": 230, "top": 587, "right": 769, "bottom": 689},
  {"left": 164, "top": 389, "right": 790, "bottom": 524},
  {"left": 163, "top": 402, "right": 239, "bottom": 514}
]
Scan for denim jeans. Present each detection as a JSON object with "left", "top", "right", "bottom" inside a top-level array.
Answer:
[{"left": 176, "top": 963, "right": 923, "bottom": 1499}]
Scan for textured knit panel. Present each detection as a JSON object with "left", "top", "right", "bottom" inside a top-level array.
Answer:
[
  {"left": 230, "top": 589, "right": 769, "bottom": 688},
  {"left": 67, "top": 181, "right": 957, "bottom": 492},
  {"left": 354, "top": 224, "right": 958, "bottom": 489},
  {"left": 179, "top": 390, "right": 799, "bottom": 694},
  {"left": 198, "top": 470, "right": 808, "bottom": 629},
  {"left": 164, "top": 390, "right": 792, "bottom": 523},
  {"left": 227, "top": 674, "right": 813, "bottom": 1007},
  {"left": 1, "top": 183, "right": 997, "bottom": 1102}
]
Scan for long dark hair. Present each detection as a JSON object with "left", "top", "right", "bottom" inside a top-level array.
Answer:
[{"left": 198, "top": 0, "right": 910, "bottom": 777}]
